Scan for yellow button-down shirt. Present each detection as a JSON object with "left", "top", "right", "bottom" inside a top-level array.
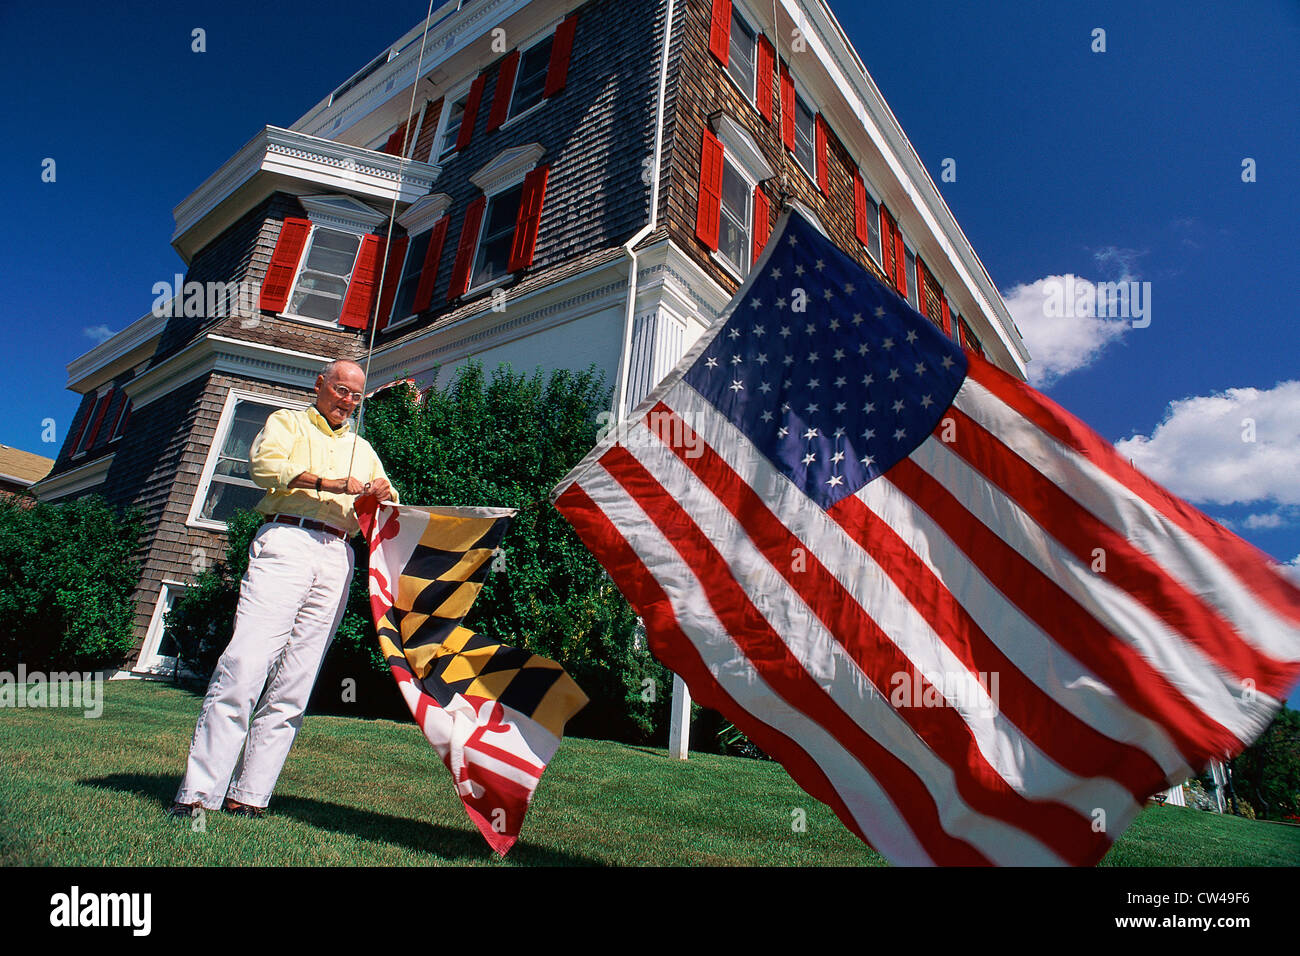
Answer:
[{"left": 249, "top": 406, "right": 398, "bottom": 537}]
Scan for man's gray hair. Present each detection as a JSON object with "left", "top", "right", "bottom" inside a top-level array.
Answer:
[{"left": 320, "top": 358, "right": 365, "bottom": 382}]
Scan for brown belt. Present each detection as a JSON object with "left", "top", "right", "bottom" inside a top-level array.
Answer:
[{"left": 269, "top": 514, "right": 349, "bottom": 540}]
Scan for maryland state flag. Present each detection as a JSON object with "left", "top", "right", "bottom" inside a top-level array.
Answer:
[{"left": 357, "top": 498, "right": 588, "bottom": 855}]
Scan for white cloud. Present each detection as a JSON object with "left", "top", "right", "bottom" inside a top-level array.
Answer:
[
  {"left": 1002, "top": 274, "right": 1131, "bottom": 387},
  {"left": 1092, "top": 245, "right": 1146, "bottom": 282},
  {"left": 1114, "top": 381, "right": 1300, "bottom": 506},
  {"left": 1282, "top": 556, "right": 1300, "bottom": 585},
  {"left": 83, "top": 325, "right": 115, "bottom": 344},
  {"left": 1243, "top": 512, "right": 1287, "bottom": 530}
]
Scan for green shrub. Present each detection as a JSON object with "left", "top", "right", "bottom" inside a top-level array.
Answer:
[{"left": 0, "top": 495, "right": 143, "bottom": 671}]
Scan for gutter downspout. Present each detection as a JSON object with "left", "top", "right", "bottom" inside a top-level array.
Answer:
[{"left": 611, "top": 0, "right": 674, "bottom": 419}]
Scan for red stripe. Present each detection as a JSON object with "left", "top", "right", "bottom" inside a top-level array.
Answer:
[
  {"left": 965, "top": 354, "right": 1300, "bottom": 628},
  {"left": 885, "top": 456, "right": 1242, "bottom": 764},
  {"left": 638, "top": 406, "right": 1109, "bottom": 864},
  {"left": 460, "top": 761, "right": 534, "bottom": 855},
  {"left": 942, "top": 405, "right": 1293, "bottom": 695},
  {"left": 553, "top": 482, "right": 978, "bottom": 864},
  {"left": 829, "top": 493, "right": 1169, "bottom": 799},
  {"left": 465, "top": 734, "right": 545, "bottom": 779}
]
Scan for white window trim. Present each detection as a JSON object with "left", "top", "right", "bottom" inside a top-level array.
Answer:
[
  {"left": 278, "top": 195, "right": 388, "bottom": 328},
  {"left": 107, "top": 391, "right": 131, "bottom": 443},
  {"left": 787, "top": 72, "right": 820, "bottom": 188},
  {"left": 70, "top": 386, "right": 112, "bottom": 460},
  {"left": 136, "top": 580, "right": 192, "bottom": 678},
  {"left": 464, "top": 182, "right": 528, "bottom": 298},
  {"left": 858, "top": 178, "right": 883, "bottom": 269},
  {"left": 710, "top": 153, "right": 758, "bottom": 281},
  {"left": 186, "top": 388, "right": 310, "bottom": 533},
  {"left": 384, "top": 235, "right": 433, "bottom": 332},
  {"left": 431, "top": 78, "right": 474, "bottom": 163},
  {"left": 499, "top": 22, "right": 563, "bottom": 128}
]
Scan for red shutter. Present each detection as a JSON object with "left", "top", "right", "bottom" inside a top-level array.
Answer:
[
  {"left": 894, "top": 232, "right": 907, "bottom": 296},
  {"left": 456, "top": 73, "right": 486, "bottom": 151},
  {"left": 879, "top": 203, "right": 893, "bottom": 276},
  {"left": 708, "top": 0, "right": 732, "bottom": 65},
  {"left": 779, "top": 62, "right": 795, "bottom": 150},
  {"left": 752, "top": 184, "right": 770, "bottom": 265},
  {"left": 259, "top": 217, "right": 311, "bottom": 312},
  {"left": 382, "top": 119, "right": 409, "bottom": 156},
  {"left": 915, "top": 255, "right": 928, "bottom": 317},
  {"left": 509, "top": 164, "right": 550, "bottom": 272},
  {"left": 339, "top": 235, "right": 384, "bottom": 329},
  {"left": 412, "top": 216, "right": 449, "bottom": 314},
  {"left": 447, "top": 197, "right": 487, "bottom": 300},
  {"left": 83, "top": 390, "right": 112, "bottom": 451},
  {"left": 853, "top": 171, "right": 868, "bottom": 245},
  {"left": 487, "top": 51, "right": 520, "bottom": 132},
  {"left": 375, "top": 236, "right": 409, "bottom": 331},
  {"left": 544, "top": 14, "right": 578, "bottom": 98},
  {"left": 695, "top": 128, "right": 725, "bottom": 251},
  {"left": 756, "top": 35, "right": 775, "bottom": 122},
  {"left": 814, "top": 113, "right": 829, "bottom": 194},
  {"left": 940, "top": 295, "right": 952, "bottom": 337}
]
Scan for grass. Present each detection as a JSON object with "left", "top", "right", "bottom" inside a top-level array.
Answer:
[{"left": 1, "top": 680, "right": 1296, "bottom": 866}]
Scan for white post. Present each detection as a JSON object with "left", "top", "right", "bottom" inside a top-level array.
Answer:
[{"left": 668, "top": 673, "right": 691, "bottom": 760}]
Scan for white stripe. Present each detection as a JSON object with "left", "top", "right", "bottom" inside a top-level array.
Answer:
[
  {"left": 855, "top": 474, "right": 1191, "bottom": 782},
  {"left": 910, "top": 435, "right": 1279, "bottom": 745},
  {"left": 954, "top": 377, "right": 1300, "bottom": 665},
  {"left": 653, "top": 382, "right": 1140, "bottom": 821},
  {"left": 578, "top": 463, "right": 939, "bottom": 864},
  {"left": 608, "top": 413, "right": 1076, "bottom": 864}
]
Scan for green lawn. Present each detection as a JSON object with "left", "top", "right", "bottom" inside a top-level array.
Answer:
[{"left": 1, "top": 679, "right": 1296, "bottom": 866}]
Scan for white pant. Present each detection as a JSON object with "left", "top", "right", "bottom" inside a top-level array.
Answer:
[{"left": 175, "top": 522, "right": 354, "bottom": 809}]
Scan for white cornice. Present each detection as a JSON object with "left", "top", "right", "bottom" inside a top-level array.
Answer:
[
  {"left": 34, "top": 453, "right": 114, "bottom": 502},
  {"left": 711, "top": 114, "right": 775, "bottom": 183},
  {"left": 470, "top": 143, "right": 546, "bottom": 193},
  {"left": 126, "top": 334, "right": 334, "bottom": 409},
  {"left": 65, "top": 306, "right": 169, "bottom": 392},
  {"left": 299, "top": 194, "right": 390, "bottom": 233},
  {"left": 397, "top": 192, "right": 453, "bottom": 234},
  {"left": 170, "top": 125, "right": 441, "bottom": 263}
]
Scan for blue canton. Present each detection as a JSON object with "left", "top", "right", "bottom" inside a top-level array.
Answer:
[{"left": 683, "top": 211, "right": 968, "bottom": 510}]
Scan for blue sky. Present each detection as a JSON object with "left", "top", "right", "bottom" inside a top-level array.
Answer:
[{"left": 3, "top": 1, "right": 1297, "bottom": 691}]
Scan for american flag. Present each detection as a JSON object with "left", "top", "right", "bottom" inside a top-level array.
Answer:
[{"left": 551, "top": 210, "right": 1300, "bottom": 865}]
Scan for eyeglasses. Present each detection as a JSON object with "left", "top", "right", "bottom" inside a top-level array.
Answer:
[{"left": 329, "top": 382, "right": 364, "bottom": 403}]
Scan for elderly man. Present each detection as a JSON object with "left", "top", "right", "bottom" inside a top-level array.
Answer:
[{"left": 170, "top": 358, "right": 397, "bottom": 818}]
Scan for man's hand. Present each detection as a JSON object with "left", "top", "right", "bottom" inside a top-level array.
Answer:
[
  {"left": 360, "top": 477, "right": 393, "bottom": 502},
  {"left": 338, "top": 476, "right": 366, "bottom": 496}
]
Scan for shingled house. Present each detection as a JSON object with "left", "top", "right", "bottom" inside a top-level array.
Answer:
[{"left": 38, "top": 0, "right": 1029, "bottom": 677}]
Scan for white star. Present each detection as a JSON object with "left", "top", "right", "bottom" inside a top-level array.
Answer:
[
  {"left": 831, "top": 450, "right": 845, "bottom": 464},
  {"left": 861, "top": 374, "right": 874, "bottom": 386},
  {"left": 861, "top": 453, "right": 875, "bottom": 467},
  {"left": 906, "top": 330, "right": 919, "bottom": 344},
  {"left": 753, "top": 324, "right": 765, "bottom": 336},
  {"left": 729, "top": 327, "right": 741, "bottom": 339},
  {"left": 914, "top": 362, "right": 927, "bottom": 375},
  {"left": 808, "top": 378, "right": 821, "bottom": 389},
  {"left": 750, "top": 298, "right": 762, "bottom": 310},
  {"left": 893, "top": 428, "right": 907, "bottom": 441},
  {"left": 833, "top": 348, "right": 845, "bottom": 360},
  {"left": 858, "top": 343, "right": 870, "bottom": 356},
  {"left": 941, "top": 355, "right": 955, "bottom": 369},
  {"left": 806, "top": 352, "right": 819, "bottom": 363},
  {"left": 826, "top": 474, "right": 843, "bottom": 488},
  {"left": 787, "top": 234, "right": 798, "bottom": 246},
  {"left": 834, "top": 401, "right": 847, "bottom": 413},
  {"left": 888, "top": 368, "right": 901, "bottom": 382},
  {"left": 920, "top": 395, "right": 933, "bottom": 408},
  {"left": 772, "top": 267, "right": 783, "bottom": 279},
  {"left": 804, "top": 403, "right": 820, "bottom": 415},
  {"left": 861, "top": 428, "right": 875, "bottom": 440},
  {"left": 805, "top": 322, "right": 817, "bottom": 335},
  {"left": 705, "top": 356, "right": 718, "bottom": 368},
  {"left": 730, "top": 379, "right": 744, "bottom": 392},
  {"left": 892, "top": 399, "right": 905, "bottom": 413},
  {"left": 778, "top": 426, "right": 789, "bottom": 437},
  {"left": 834, "top": 376, "right": 846, "bottom": 387},
  {"left": 833, "top": 426, "right": 846, "bottom": 438},
  {"left": 779, "top": 325, "right": 792, "bottom": 337},
  {"left": 760, "top": 410, "right": 773, "bottom": 422},
  {"left": 758, "top": 381, "right": 772, "bottom": 393},
  {"left": 845, "top": 283, "right": 855, "bottom": 294},
  {"left": 882, "top": 337, "right": 895, "bottom": 350},
  {"left": 874, "top": 306, "right": 886, "bottom": 318},
  {"left": 731, "top": 354, "right": 743, "bottom": 365},
  {"left": 794, "top": 263, "right": 805, "bottom": 276},
  {"left": 803, "top": 453, "right": 817, "bottom": 466},
  {"left": 783, "top": 379, "right": 793, "bottom": 390},
  {"left": 781, "top": 402, "right": 791, "bottom": 413},
  {"left": 815, "top": 258, "right": 825, "bottom": 271},
  {"left": 782, "top": 355, "right": 795, "bottom": 366},
  {"left": 863, "top": 402, "right": 875, "bottom": 414},
  {"left": 823, "top": 287, "right": 834, "bottom": 300},
  {"left": 776, "top": 297, "right": 787, "bottom": 310},
  {"left": 756, "top": 353, "right": 768, "bottom": 365},
  {"left": 829, "top": 318, "right": 840, "bottom": 331},
  {"left": 852, "top": 312, "right": 864, "bottom": 325},
  {"left": 803, "top": 427, "right": 819, "bottom": 439}
]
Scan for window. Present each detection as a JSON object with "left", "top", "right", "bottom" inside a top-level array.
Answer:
[
  {"left": 285, "top": 228, "right": 361, "bottom": 323},
  {"left": 859, "top": 184, "right": 881, "bottom": 266},
  {"left": 137, "top": 582, "right": 190, "bottom": 677},
  {"left": 388, "top": 231, "right": 432, "bottom": 326},
  {"left": 716, "top": 158, "right": 753, "bottom": 277},
  {"left": 904, "top": 245, "right": 918, "bottom": 309},
  {"left": 470, "top": 183, "right": 525, "bottom": 290},
  {"left": 190, "top": 394, "right": 297, "bottom": 529},
  {"left": 108, "top": 394, "right": 132, "bottom": 442},
  {"left": 793, "top": 93, "right": 817, "bottom": 180},
  {"left": 507, "top": 35, "right": 554, "bottom": 121},
  {"left": 72, "top": 390, "right": 110, "bottom": 457},
  {"left": 434, "top": 86, "right": 470, "bottom": 161},
  {"left": 725, "top": 7, "right": 757, "bottom": 99}
]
